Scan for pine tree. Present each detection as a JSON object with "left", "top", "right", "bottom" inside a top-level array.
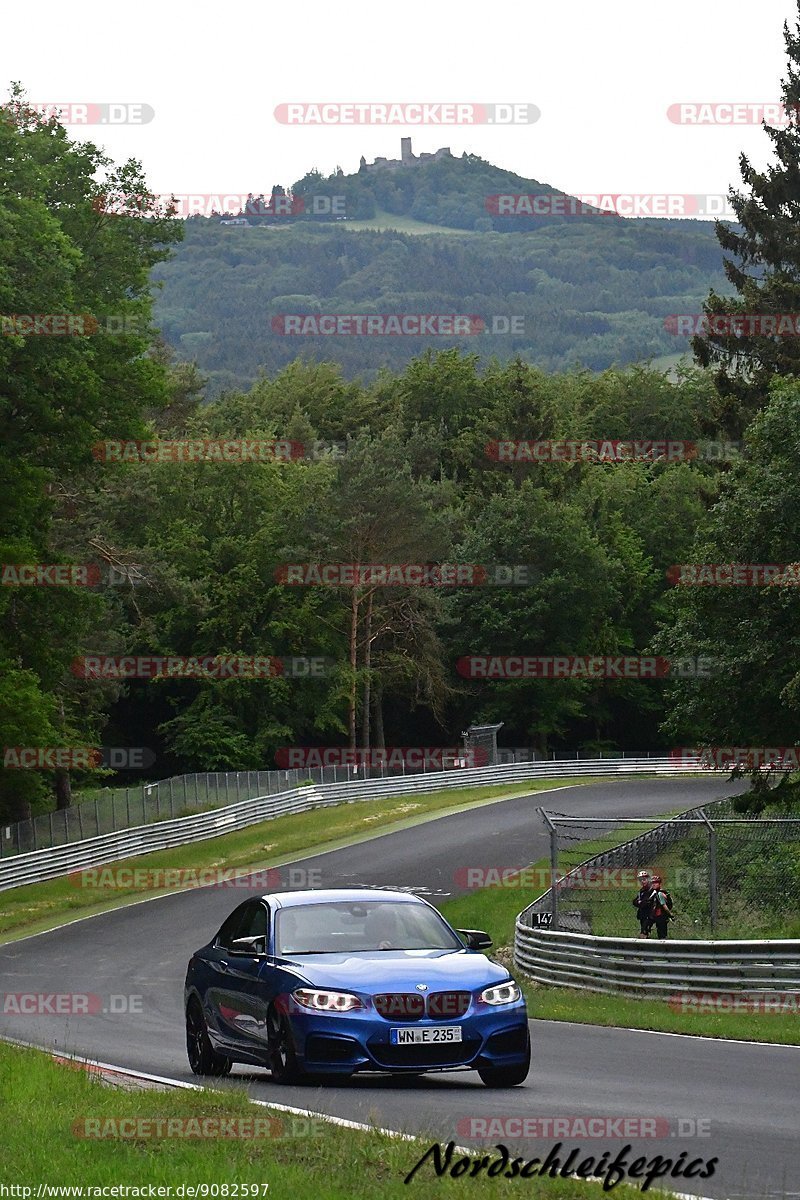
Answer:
[{"left": 693, "top": 3, "right": 800, "bottom": 435}]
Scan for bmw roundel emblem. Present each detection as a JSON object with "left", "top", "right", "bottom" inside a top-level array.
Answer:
[{"left": 415, "top": 983, "right": 428, "bottom": 991}]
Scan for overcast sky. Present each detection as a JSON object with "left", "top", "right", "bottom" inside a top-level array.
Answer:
[{"left": 4, "top": 0, "right": 798, "bottom": 209}]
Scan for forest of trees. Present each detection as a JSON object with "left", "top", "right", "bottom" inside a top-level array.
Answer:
[
  {"left": 152, "top": 211, "right": 728, "bottom": 396},
  {"left": 6, "top": 0, "right": 800, "bottom": 827}
]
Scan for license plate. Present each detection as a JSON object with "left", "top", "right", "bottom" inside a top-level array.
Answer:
[{"left": 390, "top": 1025, "right": 462, "bottom": 1044}]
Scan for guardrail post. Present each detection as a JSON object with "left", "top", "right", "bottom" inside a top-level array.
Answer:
[
  {"left": 707, "top": 813, "right": 719, "bottom": 934},
  {"left": 697, "top": 808, "right": 718, "bottom": 933},
  {"left": 541, "top": 809, "right": 559, "bottom": 931}
]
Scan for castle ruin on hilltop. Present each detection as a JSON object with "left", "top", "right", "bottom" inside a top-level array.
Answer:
[{"left": 359, "top": 138, "right": 453, "bottom": 174}]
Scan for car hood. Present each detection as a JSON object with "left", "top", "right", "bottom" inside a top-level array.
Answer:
[{"left": 273, "top": 948, "right": 511, "bottom": 993}]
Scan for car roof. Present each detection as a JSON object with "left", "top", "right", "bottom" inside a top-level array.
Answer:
[{"left": 260, "top": 888, "right": 427, "bottom": 910}]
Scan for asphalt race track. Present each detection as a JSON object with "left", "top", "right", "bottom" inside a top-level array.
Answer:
[{"left": 2, "top": 777, "right": 797, "bottom": 1199}]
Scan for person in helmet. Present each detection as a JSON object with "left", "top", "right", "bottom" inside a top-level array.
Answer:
[
  {"left": 649, "top": 874, "right": 674, "bottom": 939},
  {"left": 632, "top": 870, "right": 654, "bottom": 937}
]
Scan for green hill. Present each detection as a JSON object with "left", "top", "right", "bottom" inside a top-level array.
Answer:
[{"left": 151, "top": 151, "right": 730, "bottom": 394}]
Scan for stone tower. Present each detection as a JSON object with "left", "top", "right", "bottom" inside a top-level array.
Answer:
[{"left": 400, "top": 137, "right": 413, "bottom": 164}]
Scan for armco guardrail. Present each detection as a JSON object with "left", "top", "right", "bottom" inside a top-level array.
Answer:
[
  {"left": 0, "top": 756, "right": 721, "bottom": 892},
  {"left": 0, "top": 750, "right": 690, "bottom": 858},
  {"left": 513, "top": 925, "right": 800, "bottom": 997}
]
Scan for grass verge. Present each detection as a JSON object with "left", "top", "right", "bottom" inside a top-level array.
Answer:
[
  {"left": 0, "top": 1041, "right": 653, "bottom": 1198},
  {"left": 340, "top": 207, "right": 466, "bottom": 235},
  {"left": 0, "top": 777, "right": 606, "bottom": 943}
]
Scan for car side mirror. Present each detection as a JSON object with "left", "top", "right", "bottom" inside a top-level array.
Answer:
[
  {"left": 458, "top": 928, "right": 493, "bottom": 951},
  {"left": 230, "top": 936, "right": 267, "bottom": 956}
]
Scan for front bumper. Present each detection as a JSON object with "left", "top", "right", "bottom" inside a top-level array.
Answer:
[{"left": 285, "top": 1001, "right": 530, "bottom": 1073}]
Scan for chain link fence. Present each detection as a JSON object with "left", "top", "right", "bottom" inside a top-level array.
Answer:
[
  {"left": 0, "top": 765, "right": 396, "bottom": 857},
  {"left": 534, "top": 806, "right": 800, "bottom": 939},
  {"left": 0, "top": 750, "right": 697, "bottom": 859}
]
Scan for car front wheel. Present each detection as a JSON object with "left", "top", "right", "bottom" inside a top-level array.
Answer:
[
  {"left": 477, "top": 1032, "right": 531, "bottom": 1087},
  {"left": 267, "top": 1005, "right": 304, "bottom": 1084},
  {"left": 186, "top": 998, "right": 232, "bottom": 1077}
]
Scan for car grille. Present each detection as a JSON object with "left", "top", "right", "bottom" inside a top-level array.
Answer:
[
  {"left": 373, "top": 993, "right": 425, "bottom": 1021},
  {"left": 426, "top": 991, "right": 470, "bottom": 1018},
  {"left": 372, "top": 991, "right": 471, "bottom": 1020},
  {"left": 368, "top": 1038, "right": 481, "bottom": 1067}
]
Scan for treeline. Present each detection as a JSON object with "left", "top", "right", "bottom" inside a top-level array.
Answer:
[
  {"left": 1, "top": 310, "right": 747, "bottom": 821},
  {"left": 153, "top": 217, "right": 727, "bottom": 396}
]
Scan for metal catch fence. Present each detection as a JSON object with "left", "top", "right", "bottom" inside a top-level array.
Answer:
[
  {"left": 0, "top": 751, "right": 704, "bottom": 859},
  {"left": 526, "top": 805, "right": 800, "bottom": 939}
]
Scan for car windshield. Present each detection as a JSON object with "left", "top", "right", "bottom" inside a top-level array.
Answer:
[{"left": 274, "top": 900, "right": 463, "bottom": 955}]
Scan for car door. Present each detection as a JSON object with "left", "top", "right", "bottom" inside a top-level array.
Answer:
[{"left": 206, "top": 900, "right": 270, "bottom": 1052}]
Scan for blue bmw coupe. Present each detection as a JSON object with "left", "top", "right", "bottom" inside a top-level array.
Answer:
[{"left": 184, "top": 888, "right": 530, "bottom": 1086}]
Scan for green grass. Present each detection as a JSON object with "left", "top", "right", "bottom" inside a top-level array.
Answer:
[
  {"left": 520, "top": 984, "right": 800, "bottom": 1044},
  {"left": 0, "top": 1041, "right": 654, "bottom": 1197},
  {"left": 340, "top": 207, "right": 468, "bottom": 235},
  {"left": 0, "top": 777, "right": 606, "bottom": 943}
]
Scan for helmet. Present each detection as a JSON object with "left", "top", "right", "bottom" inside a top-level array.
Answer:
[
  {"left": 637, "top": 870, "right": 649, "bottom": 882},
  {"left": 652, "top": 875, "right": 662, "bottom": 885}
]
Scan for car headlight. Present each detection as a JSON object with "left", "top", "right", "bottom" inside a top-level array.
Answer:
[
  {"left": 479, "top": 981, "right": 521, "bottom": 1006},
  {"left": 292, "top": 988, "right": 364, "bottom": 1012}
]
